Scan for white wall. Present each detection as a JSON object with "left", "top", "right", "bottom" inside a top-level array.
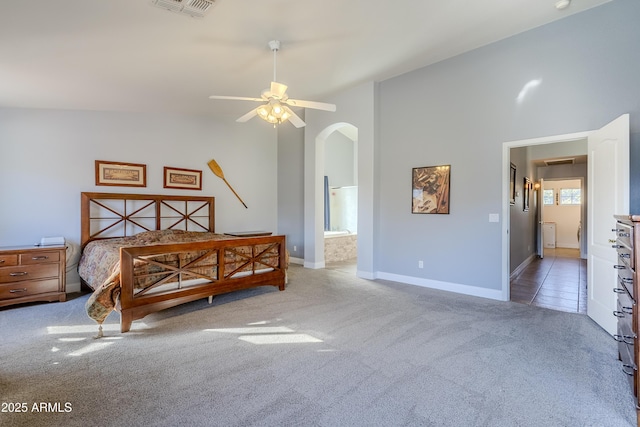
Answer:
[
  {"left": 542, "top": 179, "right": 582, "bottom": 249},
  {"left": 0, "top": 108, "right": 278, "bottom": 290}
]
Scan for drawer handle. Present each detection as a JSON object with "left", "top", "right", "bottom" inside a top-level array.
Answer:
[
  {"left": 623, "top": 306, "right": 634, "bottom": 314},
  {"left": 614, "top": 287, "right": 627, "bottom": 294},
  {"left": 614, "top": 265, "right": 626, "bottom": 270},
  {"left": 9, "top": 272, "right": 28, "bottom": 277},
  {"left": 613, "top": 228, "right": 625, "bottom": 232},
  {"left": 619, "top": 253, "right": 631, "bottom": 259},
  {"left": 619, "top": 233, "right": 631, "bottom": 238},
  {"left": 0, "top": 259, "right": 4, "bottom": 263},
  {"left": 9, "top": 288, "right": 28, "bottom": 293},
  {"left": 613, "top": 310, "right": 626, "bottom": 318},
  {"left": 614, "top": 334, "right": 637, "bottom": 345},
  {"left": 31, "top": 256, "right": 49, "bottom": 260},
  {"left": 622, "top": 364, "right": 637, "bottom": 376},
  {"left": 621, "top": 277, "right": 634, "bottom": 284},
  {"left": 612, "top": 244, "right": 623, "bottom": 249}
]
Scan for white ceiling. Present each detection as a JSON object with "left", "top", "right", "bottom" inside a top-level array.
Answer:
[{"left": 0, "top": 0, "right": 610, "bottom": 118}]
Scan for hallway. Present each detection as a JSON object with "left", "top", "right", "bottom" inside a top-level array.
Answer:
[{"left": 510, "top": 248, "right": 587, "bottom": 314}]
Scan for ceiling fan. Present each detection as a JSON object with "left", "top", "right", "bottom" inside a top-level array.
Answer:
[{"left": 209, "top": 40, "right": 336, "bottom": 128}]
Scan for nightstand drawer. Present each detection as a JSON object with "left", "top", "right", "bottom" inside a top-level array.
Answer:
[
  {"left": 0, "top": 254, "right": 18, "bottom": 267},
  {"left": 0, "top": 279, "right": 60, "bottom": 299},
  {"left": 0, "top": 264, "right": 59, "bottom": 283},
  {"left": 20, "top": 251, "right": 60, "bottom": 265}
]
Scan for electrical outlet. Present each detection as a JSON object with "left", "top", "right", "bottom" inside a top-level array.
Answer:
[
  {"left": 418, "top": 260, "right": 423, "bottom": 268},
  {"left": 293, "top": 246, "right": 297, "bottom": 252}
]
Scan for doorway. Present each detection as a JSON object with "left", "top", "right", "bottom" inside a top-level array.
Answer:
[
  {"left": 315, "top": 123, "right": 359, "bottom": 274},
  {"left": 502, "top": 115, "right": 630, "bottom": 335},
  {"left": 510, "top": 163, "right": 587, "bottom": 313}
]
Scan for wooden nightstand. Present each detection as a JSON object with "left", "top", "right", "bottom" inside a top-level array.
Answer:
[{"left": 0, "top": 245, "right": 66, "bottom": 307}]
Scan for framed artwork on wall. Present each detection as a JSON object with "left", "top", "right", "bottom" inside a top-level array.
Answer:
[
  {"left": 95, "top": 160, "right": 146, "bottom": 187},
  {"left": 163, "top": 167, "right": 202, "bottom": 190},
  {"left": 523, "top": 177, "right": 531, "bottom": 212},
  {"left": 411, "top": 164, "right": 451, "bottom": 214},
  {"left": 510, "top": 163, "right": 516, "bottom": 205}
]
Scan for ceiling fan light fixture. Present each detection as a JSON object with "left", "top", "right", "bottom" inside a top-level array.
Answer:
[{"left": 256, "top": 100, "right": 291, "bottom": 126}]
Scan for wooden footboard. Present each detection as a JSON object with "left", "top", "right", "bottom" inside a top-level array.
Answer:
[{"left": 117, "top": 235, "right": 286, "bottom": 332}]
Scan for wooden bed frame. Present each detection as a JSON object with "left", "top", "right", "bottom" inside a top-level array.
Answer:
[{"left": 80, "top": 192, "right": 286, "bottom": 333}]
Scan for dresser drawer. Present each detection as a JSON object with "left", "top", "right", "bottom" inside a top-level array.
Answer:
[
  {"left": 20, "top": 251, "right": 60, "bottom": 265},
  {"left": 617, "top": 273, "right": 635, "bottom": 300},
  {"left": 615, "top": 222, "right": 634, "bottom": 250},
  {"left": 616, "top": 289, "right": 635, "bottom": 317},
  {"left": 0, "top": 264, "right": 59, "bottom": 283},
  {"left": 617, "top": 321, "right": 637, "bottom": 392},
  {"left": 0, "top": 254, "right": 18, "bottom": 267},
  {"left": 616, "top": 244, "right": 634, "bottom": 270},
  {"left": 0, "top": 278, "right": 60, "bottom": 299}
]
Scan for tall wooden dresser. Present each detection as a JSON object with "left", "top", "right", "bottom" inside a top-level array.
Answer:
[
  {"left": 0, "top": 245, "right": 66, "bottom": 307},
  {"left": 613, "top": 215, "right": 640, "bottom": 425}
]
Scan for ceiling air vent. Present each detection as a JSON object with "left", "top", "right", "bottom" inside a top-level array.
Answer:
[
  {"left": 151, "top": 0, "right": 216, "bottom": 18},
  {"left": 544, "top": 158, "right": 575, "bottom": 166}
]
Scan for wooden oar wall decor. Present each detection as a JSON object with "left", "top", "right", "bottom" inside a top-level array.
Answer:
[{"left": 207, "top": 159, "right": 248, "bottom": 209}]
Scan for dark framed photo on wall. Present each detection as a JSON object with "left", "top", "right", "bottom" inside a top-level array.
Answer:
[
  {"left": 509, "top": 163, "right": 516, "bottom": 205},
  {"left": 523, "top": 177, "right": 531, "bottom": 211},
  {"left": 411, "top": 165, "right": 451, "bottom": 214}
]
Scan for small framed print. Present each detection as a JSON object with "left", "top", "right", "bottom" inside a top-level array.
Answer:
[
  {"left": 163, "top": 167, "right": 202, "bottom": 191},
  {"left": 95, "top": 160, "right": 146, "bottom": 187},
  {"left": 412, "top": 165, "right": 451, "bottom": 214}
]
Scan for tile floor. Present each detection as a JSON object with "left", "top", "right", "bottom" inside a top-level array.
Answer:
[
  {"left": 510, "top": 248, "right": 587, "bottom": 314},
  {"left": 327, "top": 251, "right": 587, "bottom": 315}
]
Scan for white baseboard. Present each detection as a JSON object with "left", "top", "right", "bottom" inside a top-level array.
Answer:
[
  {"left": 510, "top": 254, "right": 536, "bottom": 280},
  {"left": 374, "top": 272, "right": 503, "bottom": 301},
  {"left": 66, "top": 280, "right": 81, "bottom": 293},
  {"left": 304, "top": 260, "right": 325, "bottom": 269},
  {"left": 357, "top": 270, "right": 375, "bottom": 280},
  {"left": 556, "top": 243, "right": 580, "bottom": 249}
]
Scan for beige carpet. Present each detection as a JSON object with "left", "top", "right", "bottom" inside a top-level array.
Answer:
[{"left": 0, "top": 264, "right": 635, "bottom": 426}]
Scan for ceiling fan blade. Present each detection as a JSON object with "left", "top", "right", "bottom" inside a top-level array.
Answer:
[
  {"left": 285, "top": 98, "right": 336, "bottom": 112},
  {"left": 209, "top": 95, "right": 263, "bottom": 102},
  {"left": 270, "top": 82, "right": 288, "bottom": 98},
  {"left": 283, "top": 106, "right": 306, "bottom": 128},
  {"left": 236, "top": 108, "right": 259, "bottom": 123}
]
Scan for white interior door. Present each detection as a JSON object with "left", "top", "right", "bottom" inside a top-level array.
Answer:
[
  {"left": 536, "top": 178, "right": 545, "bottom": 258},
  {"left": 587, "top": 114, "right": 629, "bottom": 335}
]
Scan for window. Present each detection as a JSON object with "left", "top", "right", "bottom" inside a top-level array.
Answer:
[
  {"left": 560, "top": 188, "right": 581, "bottom": 205},
  {"left": 543, "top": 189, "right": 554, "bottom": 205}
]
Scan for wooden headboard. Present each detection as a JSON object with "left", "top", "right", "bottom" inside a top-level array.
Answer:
[{"left": 81, "top": 192, "right": 215, "bottom": 247}]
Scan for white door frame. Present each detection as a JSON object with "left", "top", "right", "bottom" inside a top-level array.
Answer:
[{"left": 501, "top": 131, "right": 591, "bottom": 301}]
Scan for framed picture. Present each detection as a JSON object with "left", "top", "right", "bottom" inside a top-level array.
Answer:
[
  {"left": 412, "top": 165, "right": 451, "bottom": 214},
  {"left": 523, "top": 177, "right": 531, "bottom": 212},
  {"left": 509, "top": 163, "right": 516, "bottom": 205},
  {"left": 95, "top": 160, "right": 146, "bottom": 187},
  {"left": 163, "top": 167, "right": 202, "bottom": 190}
]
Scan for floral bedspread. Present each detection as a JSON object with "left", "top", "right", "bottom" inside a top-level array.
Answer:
[{"left": 79, "top": 230, "right": 234, "bottom": 325}]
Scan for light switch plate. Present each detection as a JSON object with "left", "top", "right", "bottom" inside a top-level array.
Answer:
[{"left": 489, "top": 214, "right": 499, "bottom": 223}]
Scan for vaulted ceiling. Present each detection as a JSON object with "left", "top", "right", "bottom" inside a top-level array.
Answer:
[{"left": 0, "top": 0, "right": 610, "bottom": 117}]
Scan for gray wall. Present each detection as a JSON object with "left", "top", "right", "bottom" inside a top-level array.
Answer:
[
  {"left": 375, "top": 0, "right": 640, "bottom": 293},
  {"left": 277, "top": 112, "right": 305, "bottom": 260},
  {"left": 509, "top": 146, "right": 537, "bottom": 272}
]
